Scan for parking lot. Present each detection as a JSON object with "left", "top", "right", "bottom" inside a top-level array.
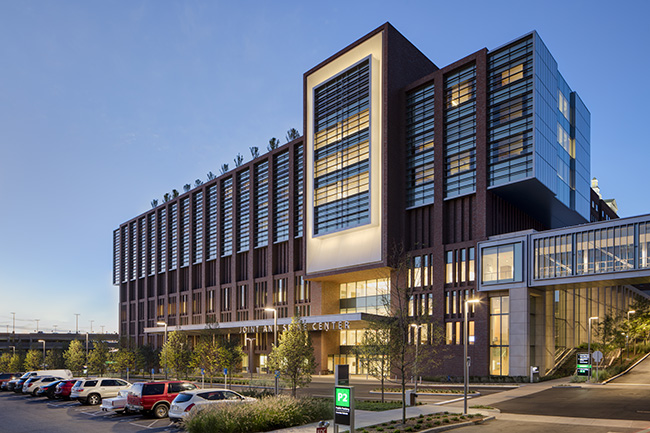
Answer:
[{"left": 0, "top": 392, "right": 183, "bottom": 433}]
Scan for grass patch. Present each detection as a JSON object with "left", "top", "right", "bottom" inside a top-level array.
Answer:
[
  {"left": 470, "top": 404, "right": 494, "bottom": 410},
  {"left": 183, "top": 395, "right": 330, "bottom": 433}
]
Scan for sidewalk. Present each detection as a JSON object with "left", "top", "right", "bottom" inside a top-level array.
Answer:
[
  {"left": 276, "top": 376, "right": 650, "bottom": 432},
  {"left": 274, "top": 404, "right": 487, "bottom": 433}
]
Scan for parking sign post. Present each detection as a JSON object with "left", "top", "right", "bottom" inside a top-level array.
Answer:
[{"left": 334, "top": 386, "right": 354, "bottom": 433}]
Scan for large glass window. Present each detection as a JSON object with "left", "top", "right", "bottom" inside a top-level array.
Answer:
[
  {"left": 254, "top": 161, "right": 269, "bottom": 247},
  {"left": 444, "top": 65, "right": 476, "bottom": 198},
  {"left": 339, "top": 278, "right": 389, "bottom": 315},
  {"left": 482, "top": 243, "right": 522, "bottom": 283},
  {"left": 313, "top": 58, "right": 371, "bottom": 235},
  {"left": 487, "top": 36, "right": 533, "bottom": 187},
  {"left": 237, "top": 169, "right": 250, "bottom": 252},
  {"left": 406, "top": 83, "right": 435, "bottom": 207},
  {"left": 273, "top": 151, "right": 290, "bottom": 243},
  {"left": 220, "top": 178, "right": 233, "bottom": 256},
  {"left": 489, "top": 295, "right": 509, "bottom": 376}
]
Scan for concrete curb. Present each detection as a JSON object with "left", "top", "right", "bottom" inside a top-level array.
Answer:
[
  {"left": 338, "top": 415, "right": 495, "bottom": 433},
  {"left": 369, "top": 390, "right": 481, "bottom": 397},
  {"left": 602, "top": 351, "right": 650, "bottom": 384}
]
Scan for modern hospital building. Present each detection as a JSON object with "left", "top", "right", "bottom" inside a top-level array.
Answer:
[{"left": 113, "top": 23, "right": 650, "bottom": 378}]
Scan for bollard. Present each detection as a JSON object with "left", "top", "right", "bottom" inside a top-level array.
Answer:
[{"left": 317, "top": 420, "right": 330, "bottom": 433}]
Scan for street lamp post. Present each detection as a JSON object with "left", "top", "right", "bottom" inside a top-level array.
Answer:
[
  {"left": 410, "top": 324, "right": 424, "bottom": 393},
  {"left": 74, "top": 314, "right": 80, "bottom": 334},
  {"left": 464, "top": 298, "right": 480, "bottom": 415},
  {"left": 90, "top": 320, "right": 94, "bottom": 334},
  {"left": 157, "top": 321, "right": 168, "bottom": 379},
  {"left": 627, "top": 310, "right": 636, "bottom": 358},
  {"left": 264, "top": 308, "right": 278, "bottom": 348},
  {"left": 588, "top": 316, "right": 599, "bottom": 382},
  {"left": 9, "top": 346, "right": 15, "bottom": 356},
  {"left": 244, "top": 335, "right": 256, "bottom": 388},
  {"left": 38, "top": 339, "right": 45, "bottom": 368},
  {"left": 35, "top": 319, "right": 40, "bottom": 333}
]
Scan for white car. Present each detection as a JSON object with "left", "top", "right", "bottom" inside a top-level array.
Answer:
[
  {"left": 23, "top": 376, "right": 63, "bottom": 396},
  {"left": 168, "top": 388, "right": 255, "bottom": 422},
  {"left": 100, "top": 388, "right": 131, "bottom": 413},
  {"left": 71, "top": 378, "right": 132, "bottom": 405}
]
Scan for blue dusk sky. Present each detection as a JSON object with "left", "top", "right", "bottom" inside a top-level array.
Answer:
[{"left": 0, "top": 1, "right": 648, "bottom": 335}]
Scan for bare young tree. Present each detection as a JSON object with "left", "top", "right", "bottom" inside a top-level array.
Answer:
[
  {"left": 194, "top": 179, "right": 203, "bottom": 188},
  {"left": 207, "top": 171, "right": 216, "bottom": 181},
  {"left": 220, "top": 163, "right": 229, "bottom": 175},
  {"left": 151, "top": 199, "right": 159, "bottom": 208},
  {"left": 234, "top": 153, "right": 244, "bottom": 167},
  {"left": 285, "top": 128, "right": 301, "bottom": 142},
  {"left": 267, "top": 137, "right": 280, "bottom": 152},
  {"left": 249, "top": 146, "right": 259, "bottom": 159},
  {"left": 183, "top": 184, "right": 191, "bottom": 192}
]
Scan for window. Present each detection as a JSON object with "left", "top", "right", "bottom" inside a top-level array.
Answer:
[
  {"left": 313, "top": 58, "right": 371, "bottom": 234},
  {"left": 339, "top": 278, "right": 389, "bottom": 316},
  {"left": 237, "top": 170, "right": 250, "bottom": 252},
  {"left": 207, "top": 185, "right": 218, "bottom": 259},
  {"left": 558, "top": 90, "right": 570, "bottom": 120},
  {"left": 254, "top": 161, "right": 269, "bottom": 247},
  {"left": 273, "top": 152, "right": 290, "bottom": 242},
  {"left": 273, "top": 279, "right": 288, "bottom": 305},
  {"left": 445, "top": 251, "right": 454, "bottom": 284},
  {"left": 406, "top": 83, "right": 435, "bottom": 207},
  {"left": 481, "top": 243, "right": 522, "bottom": 283},
  {"left": 490, "top": 295, "right": 510, "bottom": 375},
  {"left": 220, "top": 287, "right": 231, "bottom": 312},
  {"left": 220, "top": 178, "right": 233, "bottom": 256}
]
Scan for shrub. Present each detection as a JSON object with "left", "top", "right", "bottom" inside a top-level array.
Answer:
[{"left": 183, "top": 395, "right": 330, "bottom": 433}]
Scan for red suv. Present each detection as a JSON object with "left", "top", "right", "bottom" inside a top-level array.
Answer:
[{"left": 126, "top": 381, "right": 197, "bottom": 418}]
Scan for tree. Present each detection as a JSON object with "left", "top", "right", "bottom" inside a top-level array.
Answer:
[
  {"left": 114, "top": 347, "right": 136, "bottom": 375},
  {"left": 380, "top": 246, "right": 444, "bottom": 423},
  {"left": 207, "top": 171, "right": 217, "bottom": 181},
  {"left": 151, "top": 199, "right": 159, "bottom": 208},
  {"left": 24, "top": 350, "right": 42, "bottom": 371},
  {"left": 163, "top": 193, "right": 171, "bottom": 203},
  {"left": 160, "top": 331, "right": 192, "bottom": 379},
  {"left": 45, "top": 349, "right": 64, "bottom": 369},
  {"left": 286, "top": 128, "right": 301, "bottom": 142},
  {"left": 267, "top": 137, "right": 280, "bottom": 151},
  {"left": 217, "top": 338, "right": 244, "bottom": 383},
  {"left": 172, "top": 189, "right": 180, "bottom": 198},
  {"left": 191, "top": 337, "right": 221, "bottom": 382},
  {"left": 9, "top": 354, "right": 22, "bottom": 372},
  {"left": 355, "top": 320, "right": 392, "bottom": 402},
  {"left": 136, "top": 345, "right": 159, "bottom": 373},
  {"left": 88, "top": 341, "right": 109, "bottom": 375},
  {"left": 234, "top": 153, "right": 244, "bottom": 167},
  {"left": 220, "top": 163, "right": 229, "bottom": 175},
  {"left": 0, "top": 353, "right": 11, "bottom": 372},
  {"left": 268, "top": 315, "right": 316, "bottom": 397},
  {"left": 249, "top": 146, "right": 259, "bottom": 159},
  {"left": 183, "top": 184, "right": 191, "bottom": 192},
  {"left": 195, "top": 179, "right": 203, "bottom": 188},
  {"left": 63, "top": 340, "right": 86, "bottom": 374}
]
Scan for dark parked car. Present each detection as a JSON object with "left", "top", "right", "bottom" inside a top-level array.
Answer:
[{"left": 37, "top": 380, "right": 63, "bottom": 399}]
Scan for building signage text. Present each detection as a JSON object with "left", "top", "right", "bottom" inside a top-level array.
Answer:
[{"left": 240, "top": 320, "right": 350, "bottom": 334}]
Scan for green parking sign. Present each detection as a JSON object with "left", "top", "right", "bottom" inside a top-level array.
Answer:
[{"left": 335, "top": 387, "right": 350, "bottom": 408}]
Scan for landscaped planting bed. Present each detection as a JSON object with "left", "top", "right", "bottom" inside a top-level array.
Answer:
[
  {"left": 183, "top": 395, "right": 330, "bottom": 433},
  {"left": 355, "top": 412, "right": 488, "bottom": 433}
]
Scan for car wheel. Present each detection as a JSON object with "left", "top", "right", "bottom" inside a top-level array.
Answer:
[
  {"left": 32, "top": 388, "right": 39, "bottom": 396},
  {"left": 152, "top": 403, "right": 169, "bottom": 419},
  {"left": 87, "top": 393, "right": 101, "bottom": 405}
]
